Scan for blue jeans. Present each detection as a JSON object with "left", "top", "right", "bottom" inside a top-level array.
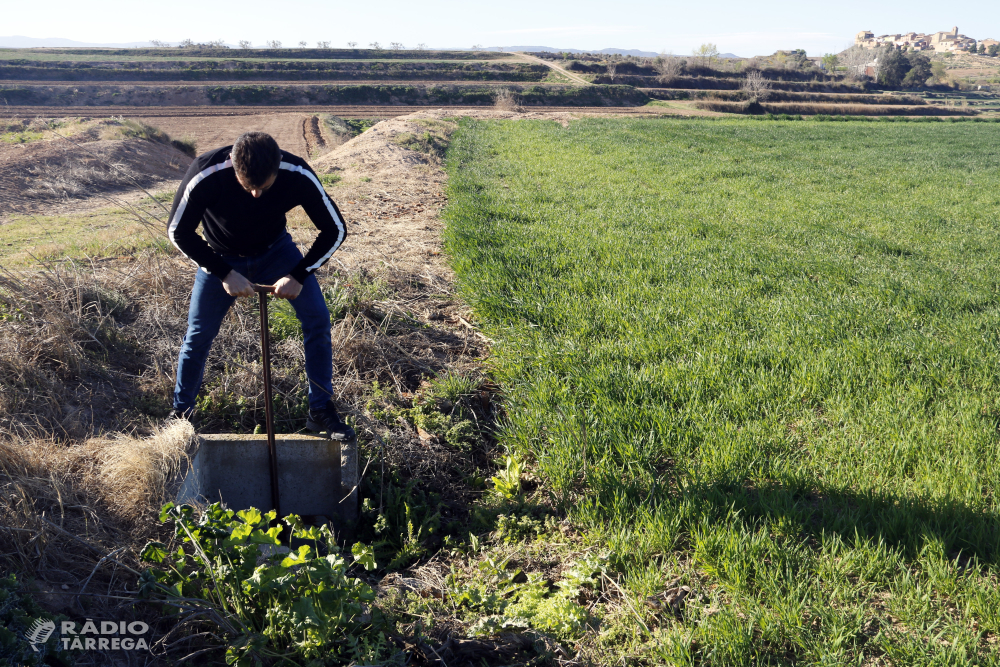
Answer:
[{"left": 173, "top": 232, "right": 333, "bottom": 413}]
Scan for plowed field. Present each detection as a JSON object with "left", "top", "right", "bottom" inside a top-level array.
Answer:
[{"left": 132, "top": 112, "right": 317, "bottom": 157}]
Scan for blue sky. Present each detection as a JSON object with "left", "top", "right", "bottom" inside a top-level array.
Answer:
[{"left": 3, "top": 0, "right": 997, "bottom": 56}]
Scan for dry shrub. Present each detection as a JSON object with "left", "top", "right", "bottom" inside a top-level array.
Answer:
[
  {"left": 493, "top": 87, "right": 522, "bottom": 112},
  {"left": 741, "top": 70, "right": 773, "bottom": 102},
  {"left": 0, "top": 426, "right": 193, "bottom": 648},
  {"left": 86, "top": 420, "right": 196, "bottom": 522},
  {"left": 653, "top": 55, "right": 683, "bottom": 84}
]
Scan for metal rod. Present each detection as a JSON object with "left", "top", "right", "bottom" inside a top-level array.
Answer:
[{"left": 254, "top": 284, "right": 280, "bottom": 518}]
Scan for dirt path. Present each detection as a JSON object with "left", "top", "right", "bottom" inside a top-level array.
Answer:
[
  {"left": 514, "top": 52, "right": 592, "bottom": 85},
  {"left": 642, "top": 100, "right": 727, "bottom": 117}
]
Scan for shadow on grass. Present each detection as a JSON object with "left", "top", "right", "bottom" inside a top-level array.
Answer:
[
  {"left": 621, "top": 473, "right": 1000, "bottom": 565},
  {"left": 701, "top": 479, "right": 998, "bottom": 563}
]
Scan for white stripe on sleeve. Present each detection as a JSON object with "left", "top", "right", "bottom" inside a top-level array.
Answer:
[
  {"left": 279, "top": 161, "right": 347, "bottom": 271},
  {"left": 167, "top": 158, "right": 233, "bottom": 267}
]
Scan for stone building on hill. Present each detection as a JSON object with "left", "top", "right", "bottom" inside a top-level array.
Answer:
[{"left": 855, "top": 27, "right": 978, "bottom": 52}]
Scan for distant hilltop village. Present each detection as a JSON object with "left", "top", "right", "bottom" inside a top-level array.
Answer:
[{"left": 855, "top": 27, "right": 998, "bottom": 53}]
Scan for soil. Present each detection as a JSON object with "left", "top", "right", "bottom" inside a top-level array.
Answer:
[{"left": 134, "top": 111, "right": 317, "bottom": 158}]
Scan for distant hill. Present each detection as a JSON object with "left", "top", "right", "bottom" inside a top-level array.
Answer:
[{"left": 0, "top": 35, "right": 156, "bottom": 48}]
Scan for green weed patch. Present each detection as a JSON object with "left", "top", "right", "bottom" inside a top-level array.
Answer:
[
  {"left": 443, "top": 118, "right": 1000, "bottom": 663},
  {"left": 140, "top": 503, "right": 391, "bottom": 665}
]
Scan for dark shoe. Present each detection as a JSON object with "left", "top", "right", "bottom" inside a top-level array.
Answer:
[
  {"left": 307, "top": 402, "right": 356, "bottom": 441},
  {"left": 167, "top": 407, "right": 198, "bottom": 427}
]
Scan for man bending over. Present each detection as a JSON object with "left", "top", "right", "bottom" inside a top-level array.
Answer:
[{"left": 167, "top": 130, "right": 354, "bottom": 440}]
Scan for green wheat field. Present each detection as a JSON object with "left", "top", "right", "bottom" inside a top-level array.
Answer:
[{"left": 444, "top": 118, "right": 1000, "bottom": 664}]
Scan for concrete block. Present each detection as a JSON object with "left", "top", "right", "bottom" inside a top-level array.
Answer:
[{"left": 176, "top": 433, "right": 358, "bottom": 527}]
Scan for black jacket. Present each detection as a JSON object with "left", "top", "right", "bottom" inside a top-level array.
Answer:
[{"left": 167, "top": 146, "right": 346, "bottom": 284}]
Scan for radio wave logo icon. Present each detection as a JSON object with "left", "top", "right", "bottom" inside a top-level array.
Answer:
[{"left": 26, "top": 619, "right": 56, "bottom": 652}]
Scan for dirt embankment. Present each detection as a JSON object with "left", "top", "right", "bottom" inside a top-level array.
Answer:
[{"left": 0, "top": 118, "right": 192, "bottom": 216}]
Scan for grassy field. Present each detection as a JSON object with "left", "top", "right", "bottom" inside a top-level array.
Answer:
[
  {"left": 0, "top": 208, "right": 167, "bottom": 265},
  {"left": 443, "top": 118, "right": 1000, "bottom": 664}
]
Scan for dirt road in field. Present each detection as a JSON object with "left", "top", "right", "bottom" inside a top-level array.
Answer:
[{"left": 514, "top": 52, "right": 592, "bottom": 85}]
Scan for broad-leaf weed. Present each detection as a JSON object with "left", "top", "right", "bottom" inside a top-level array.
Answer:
[{"left": 140, "top": 502, "right": 391, "bottom": 665}]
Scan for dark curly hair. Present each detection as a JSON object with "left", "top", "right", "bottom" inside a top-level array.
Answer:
[{"left": 231, "top": 131, "right": 281, "bottom": 188}]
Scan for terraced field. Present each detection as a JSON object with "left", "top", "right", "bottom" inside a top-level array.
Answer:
[
  {"left": 4, "top": 46, "right": 994, "bottom": 119},
  {"left": 0, "top": 47, "right": 645, "bottom": 108}
]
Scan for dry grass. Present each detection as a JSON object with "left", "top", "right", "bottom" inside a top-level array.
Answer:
[
  {"left": 0, "top": 421, "right": 194, "bottom": 539},
  {"left": 0, "top": 253, "right": 198, "bottom": 606},
  {"left": 0, "top": 423, "right": 194, "bottom": 665},
  {"left": 88, "top": 420, "right": 195, "bottom": 522},
  {"left": 492, "top": 87, "right": 523, "bottom": 113},
  {"left": 0, "top": 253, "right": 185, "bottom": 439}
]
